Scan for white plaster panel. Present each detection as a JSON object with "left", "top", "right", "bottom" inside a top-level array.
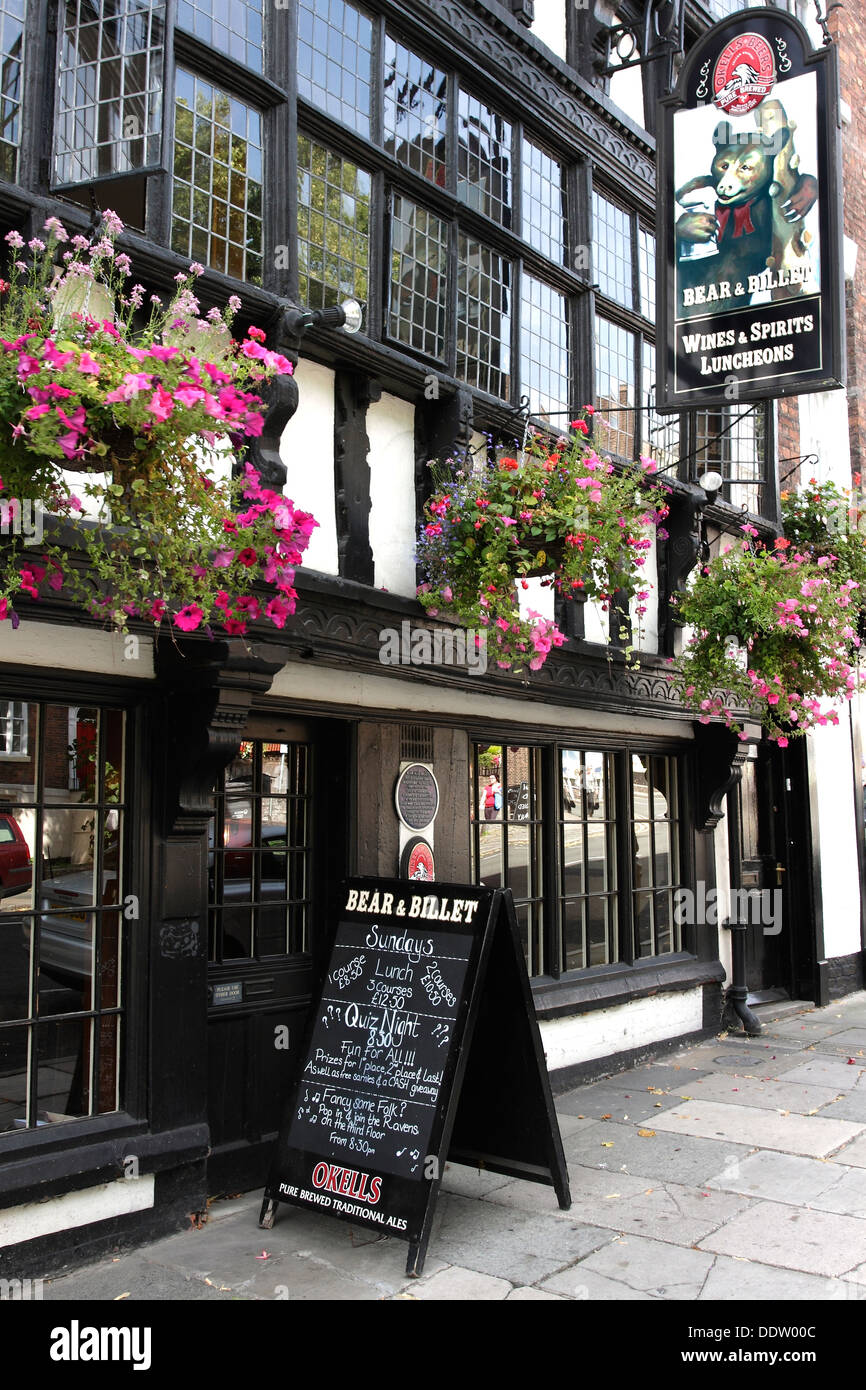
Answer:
[
  {"left": 798, "top": 390, "right": 852, "bottom": 491},
  {"left": 368, "top": 392, "right": 417, "bottom": 598},
  {"left": 0, "top": 1176, "right": 154, "bottom": 1249},
  {"left": 279, "top": 358, "right": 338, "bottom": 574},
  {"left": 540, "top": 988, "right": 704, "bottom": 1073},
  {"left": 530, "top": 0, "right": 566, "bottom": 59},
  {"left": 808, "top": 715, "right": 862, "bottom": 960},
  {"left": 631, "top": 527, "right": 659, "bottom": 653},
  {"left": 0, "top": 623, "right": 155, "bottom": 677}
]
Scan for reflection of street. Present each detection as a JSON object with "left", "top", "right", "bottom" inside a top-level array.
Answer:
[{"left": 479, "top": 819, "right": 611, "bottom": 896}]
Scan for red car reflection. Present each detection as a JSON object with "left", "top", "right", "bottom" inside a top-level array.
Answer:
[{"left": 0, "top": 813, "right": 31, "bottom": 899}]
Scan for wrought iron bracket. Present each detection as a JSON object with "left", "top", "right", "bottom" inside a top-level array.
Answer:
[{"left": 596, "top": 0, "right": 684, "bottom": 77}]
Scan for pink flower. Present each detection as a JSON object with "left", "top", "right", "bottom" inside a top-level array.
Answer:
[
  {"left": 147, "top": 386, "right": 174, "bottom": 422},
  {"left": 265, "top": 596, "right": 292, "bottom": 627},
  {"left": 173, "top": 604, "right": 204, "bottom": 632}
]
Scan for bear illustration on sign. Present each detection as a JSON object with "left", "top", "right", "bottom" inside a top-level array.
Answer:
[{"left": 675, "top": 98, "right": 818, "bottom": 319}]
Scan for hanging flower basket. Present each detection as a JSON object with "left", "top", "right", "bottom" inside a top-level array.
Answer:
[
  {"left": 416, "top": 418, "right": 670, "bottom": 672},
  {"left": 0, "top": 213, "right": 317, "bottom": 636},
  {"left": 671, "top": 520, "right": 861, "bottom": 744}
]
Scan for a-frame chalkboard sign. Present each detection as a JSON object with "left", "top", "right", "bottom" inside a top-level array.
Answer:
[{"left": 260, "top": 878, "right": 571, "bottom": 1276}]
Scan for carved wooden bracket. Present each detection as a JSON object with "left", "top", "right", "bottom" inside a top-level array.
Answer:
[
  {"left": 156, "top": 635, "right": 286, "bottom": 832},
  {"left": 661, "top": 483, "right": 705, "bottom": 656},
  {"left": 694, "top": 720, "right": 761, "bottom": 832}
]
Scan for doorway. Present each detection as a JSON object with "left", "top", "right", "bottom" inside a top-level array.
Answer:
[{"left": 205, "top": 715, "right": 350, "bottom": 1195}]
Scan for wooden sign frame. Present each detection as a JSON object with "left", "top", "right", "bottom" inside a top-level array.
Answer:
[{"left": 260, "top": 878, "right": 570, "bottom": 1276}]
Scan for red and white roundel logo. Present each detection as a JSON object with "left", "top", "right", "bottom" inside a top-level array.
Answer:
[{"left": 713, "top": 33, "right": 775, "bottom": 116}]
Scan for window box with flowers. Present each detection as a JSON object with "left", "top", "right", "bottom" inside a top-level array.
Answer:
[
  {"left": 0, "top": 214, "right": 317, "bottom": 639},
  {"left": 416, "top": 416, "right": 669, "bottom": 673}
]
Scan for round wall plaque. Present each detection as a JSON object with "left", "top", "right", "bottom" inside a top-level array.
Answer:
[
  {"left": 395, "top": 763, "right": 440, "bottom": 832},
  {"left": 400, "top": 836, "right": 435, "bottom": 881}
]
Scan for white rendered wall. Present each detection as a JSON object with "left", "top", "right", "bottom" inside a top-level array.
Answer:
[
  {"left": 0, "top": 623, "right": 155, "bottom": 676},
  {"left": 0, "top": 1176, "right": 154, "bottom": 1248},
  {"left": 714, "top": 805, "right": 733, "bottom": 984},
  {"left": 583, "top": 600, "right": 609, "bottom": 644},
  {"left": 631, "top": 527, "right": 659, "bottom": 653},
  {"left": 799, "top": 389, "right": 852, "bottom": 490},
  {"left": 530, "top": 0, "right": 566, "bottom": 59},
  {"left": 540, "top": 988, "right": 704, "bottom": 1072},
  {"left": 808, "top": 714, "right": 863, "bottom": 960},
  {"left": 280, "top": 358, "right": 338, "bottom": 574},
  {"left": 368, "top": 393, "right": 417, "bottom": 599}
]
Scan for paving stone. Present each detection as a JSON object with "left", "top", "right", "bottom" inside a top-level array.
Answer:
[
  {"left": 553, "top": 1112, "right": 603, "bottom": 1140},
  {"left": 700, "top": 1201, "right": 866, "bottom": 1276},
  {"left": 810, "top": 1028, "right": 866, "bottom": 1056},
  {"left": 44, "top": 1260, "right": 250, "bottom": 1301},
  {"left": 706, "top": 1149, "right": 850, "bottom": 1205},
  {"left": 573, "top": 1233, "right": 716, "bottom": 1299},
  {"left": 556, "top": 1083, "right": 679, "bottom": 1123},
  {"left": 440, "top": 1163, "right": 513, "bottom": 1199},
  {"left": 565, "top": 1119, "right": 754, "bottom": 1187},
  {"left": 505, "top": 1286, "right": 568, "bottom": 1300},
  {"left": 651, "top": 1098, "right": 865, "bottom": 1157},
  {"left": 408, "top": 1266, "right": 512, "bottom": 1300},
  {"left": 595, "top": 1063, "right": 712, "bottom": 1092},
  {"left": 761, "top": 1018, "right": 849, "bottom": 1042},
  {"left": 697, "top": 1254, "right": 865, "bottom": 1301},
  {"left": 429, "top": 1191, "right": 613, "bottom": 1285},
  {"left": 802, "top": 1167, "right": 866, "bottom": 1218},
  {"left": 780, "top": 1058, "right": 866, "bottom": 1091},
  {"left": 828, "top": 1134, "right": 866, "bottom": 1169},
  {"left": 817, "top": 1091, "right": 866, "bottom": 1124},
  {"left": 507, "top": 1165, "right": 752, "bottom": 1245},
  {"left": 670, "top": 1041, "right": 805, "bottom": 1074},
  {"left": 539, "top": 1265, "right": 656, "bottom": 1300},
  {"left": 679, "top": 1073, "right": 842, "bottom": 1115}
]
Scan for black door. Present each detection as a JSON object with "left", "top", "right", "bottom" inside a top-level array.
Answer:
[{"left": 206, "top": 716, "right": 350, "bottom": 1195}]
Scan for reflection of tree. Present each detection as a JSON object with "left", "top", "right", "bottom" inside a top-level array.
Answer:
[
  {"left": 457, "top": 104, "right": 511, "bottom": 227},
  {"left": 383, "top": 46, "right": 447, "bottom": 183},
  {"left": 298, "top": 139, "right": 369, "bottom": 310}
]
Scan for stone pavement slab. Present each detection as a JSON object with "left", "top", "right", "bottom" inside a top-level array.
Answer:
[
  {"left": 669, "top": 1042, "right": 806, "bottom": 1075},
  {"left": 564, "top": 1118, "right": 754, "bottom": 1187},
  {"left": 779, "top": 1058, "right": 866, "bottom": 1090},
  {"left": 407, "top": 1267, "right": 512, "bottom": 1300},
  {"left": 538, "top": 1263, "right": 656, "bottom": 1300},
  {"left": 829, "top": 1133, "right": 866, "bottom": 1168},
  {"left": 706, "top": 1149, "right": 850, "bottom": 1205},
  {"left": 596, "top": 1063, "right": 712, "bottom": 1092},
  {"left": 699, "top": 1201, "right": 866, "bottom": 1277},
  {"left": 428, "top": 1190, "right": 614, "bottom": 1285},
  {"left": 504, "top": 1285, "right": 568, "bottom": 1300},
  {"left": 696, "top": 1254, "right": 866, "bottom": 1301},
  {"left": 556, "top": 1083, "right": 683, "bottom": 1123},
  {"left": 808, "top": 1028, "right": 866, "bottom": 1056},
  {"left": 44, "top": 1259, "right": 249, "bottom": 1301},
  {"left": 816, "top": 1090, "right": 866, "bottom": 1123},
  {"left": 650, "top": 1098, "right": 865, "bottom": 1156},
  {"left": 679, "top": 1073, "right": 842, "bottom": 1114},
  {"left": 561, "top": 1234, "right": 716, "bottom": 1299}
]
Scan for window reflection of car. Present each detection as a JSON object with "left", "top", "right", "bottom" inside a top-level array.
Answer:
[
  {"left": 209, "top": 821, "right": 289, "bottom": 958},
  {"left": 0, "top": 812, "right": 32, "bottom": 899},
  {"left": 23, "top": 867, "right": 119, "bottom": 986}
]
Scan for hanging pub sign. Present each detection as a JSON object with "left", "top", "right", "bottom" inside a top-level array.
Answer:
[
  {"left": 260, "top": 878, "right": 570, "bottom": 1275},
  {"left": 656, "top": 7, "right": 845, "bottom": 412}
]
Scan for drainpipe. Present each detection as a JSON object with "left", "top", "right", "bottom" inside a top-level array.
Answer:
[{"left": 723, "top": 918, "right": 763, "bottom": 1035}]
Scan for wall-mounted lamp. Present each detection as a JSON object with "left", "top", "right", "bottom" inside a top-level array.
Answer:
[
  {"left": 283, "top": 297, "right": 364, "bottom": 337},
  {"left": 697, "top": 469, "right": 724, "bottom": 504}
]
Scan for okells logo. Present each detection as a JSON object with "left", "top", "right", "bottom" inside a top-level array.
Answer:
[
  {"left": 713, "top": 33, "right": 775, "bottom": 117},
  {"left": 49, "top": 1321, "right": 152, "bottom": 1371},
  {"left": 311, "top": 1161, "right": 382, "bottom": 1204}
]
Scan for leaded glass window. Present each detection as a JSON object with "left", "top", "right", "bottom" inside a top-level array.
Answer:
[
  {"left": 457, "top": 91, "right": 511, "bottom": 226},
  {"left": 639, "top": 226, "right": 655, "bottom": 322},
  {"left": 53, "top": 0, "right": 165, "bottom": 187},
  {"left": 559, "top": 750, "right": 618, "bottom": 971},
  {"left": 694, "top": 404, "right": 766, "bottom": 515},
  {"left": 297, "top": 0, "right": 372, "bottom": 136},
  {"left": 389, "top": 195, "right": 448, "bottom": 359},
  {"left": 0, "top": 0, "right": 24, "bottom": 181},
  {"left": 641, "top": 342, "right": 679, "bottom": 474},
  {"left": 595, "top": 314, "right": 635, "bottom": 459},
  {"left": 457, "top": 237, "right": 511, "bottom": 398},
  {"left": 592, "top": 189, "right": 632, "bottom": 308},
  {"left": 631, "top": 753, "right": 683, "bottom": 958},
  {"left": 297, "top": 133, "right": 371, "bottom": 312},
  {"left": 171, "top": 69, "right": 263, "bottom": 284},
  {"left": 177, "top": 0, "right": 263, "bottom": 72},
  {"left": 522, "top": 138, "right": 567, "bottom": 265},
  {"left": 520, "top": 273, "right": 569, "bottom": 421},
  {"left": 383, "top": 36, "right": 447, "bottom": 185}
]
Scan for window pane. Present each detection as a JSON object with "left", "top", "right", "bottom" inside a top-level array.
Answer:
[
  {"left": 641, "top": 341, "right": 679, "bottom": 474},
  {"left": 384, "top": 36, "right": 447, "bottom": 185},
  {"left": 53, "top": 0, "right": 164, "bottom": 186},
  {"left": 472, "top": 744, "right": 543, "bottom": 975},
  {"left": 389, "top": 196, "right": 448, "bottom": 359},
  {"left": 559, "top": 750, "right": 617, "bottom": 972},
  {"left": 592, "top": 190, "right": 632, "bottom": 308},
  {"left": 457, "top": 237, "right": 512, "bottom": 398},
  {"left": 522, "top": 138, "right": 567, "bottom": 264},
  {"left": 520, "top": 273, "right": 570, "bottom": 423},
  {"left": 297, "top": 133, "right": 371, "bottom": 312},
  {"left": 595, "top": 315, "right": 635, "bottom": 458},
  {"left": 639, "top": 227, "right": 655, "bottom": 322},
  {"left": 178, "top": 0, "right": 264, "bottom": 72},
  {"left": 171, "top": 71, "right": 263, "bottom": 284},
  {"left": 458, "top": 90, "right": 511, "bottom": 225},
  {"left": 632, "top": 752, "right": 683, "bottom": 958},
  {"left": 694, "top": 404, "right": 766, "bottom": 514},
  {"left": 0, "top": 0, "right": 25, "bottom": 181},
  {"left": 297, "top": 0, "right": 372, "bottom": 136}
]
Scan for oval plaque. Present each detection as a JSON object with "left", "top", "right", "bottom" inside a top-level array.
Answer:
[
  {"left": 395, "top": 763, "right": 439, "bottom": 832},
  {"left": 400, "top": 836, "right": 435, "bottom": 881}
]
